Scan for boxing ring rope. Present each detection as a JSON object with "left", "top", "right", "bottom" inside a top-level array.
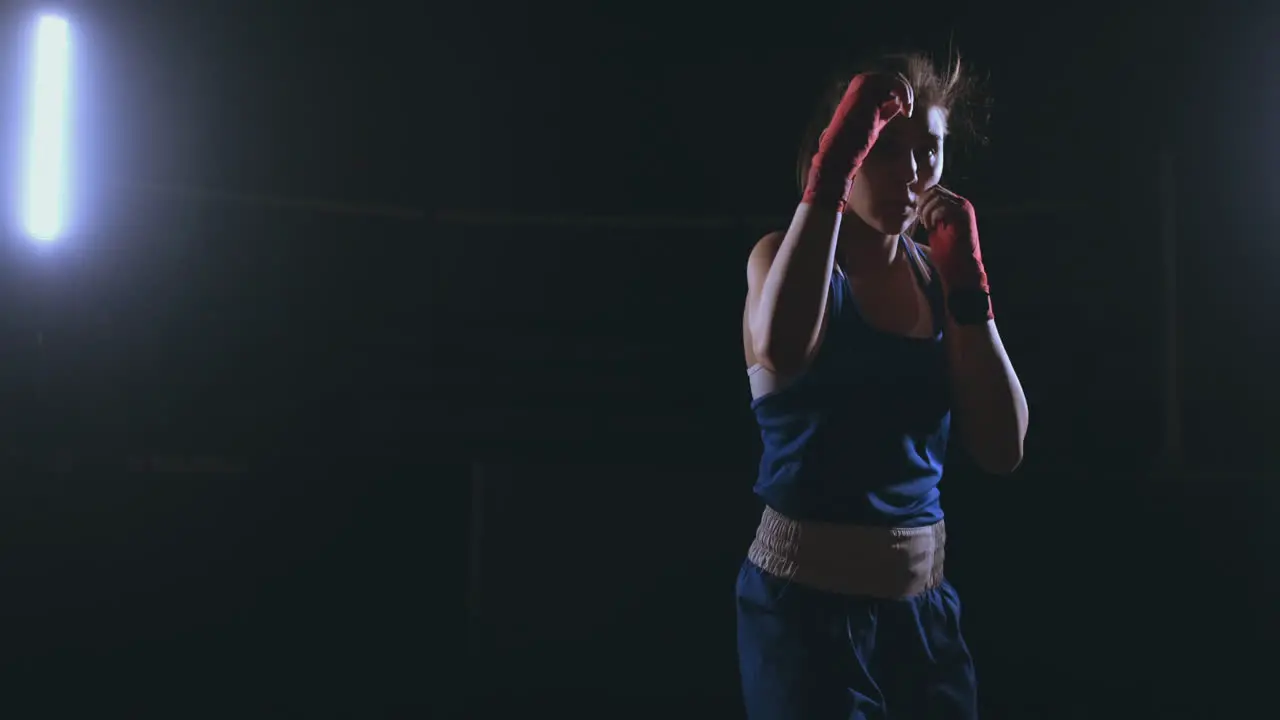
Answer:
[
  {"left": 127, "top": 181, "right": 425, "bottom": 221},
  {"left": 434, "top": 201, "right": 1064, "bottom": 231}
]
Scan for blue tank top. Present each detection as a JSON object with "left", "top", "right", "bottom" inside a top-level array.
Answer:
[{"left": 750, "top": 236, "right": 950, "bottom": 528}]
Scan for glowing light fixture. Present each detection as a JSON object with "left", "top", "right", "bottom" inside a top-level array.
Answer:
[{"left": 24, "top": 14, "right": 71, "bottom": 242}]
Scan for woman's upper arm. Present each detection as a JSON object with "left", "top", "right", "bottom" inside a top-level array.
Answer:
[
  {"left": 744, "top": 231, "right": 831, "bottom": 374},
  {"left": 745, "top": 231, "right": 786, "bottom": 334}
]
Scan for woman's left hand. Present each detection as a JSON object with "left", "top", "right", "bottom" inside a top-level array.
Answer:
[
  {"left": 918, "top": 185, "right": 975, "bottom": 241},
  {"left": 917, "top": 186, "right": 987, "bottom": 295}
]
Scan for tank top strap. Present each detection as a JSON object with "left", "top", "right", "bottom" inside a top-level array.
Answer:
[
  {"left": 901, "top": 236, "right": 947, "bottom": 334},
  {"left": 829, "top": 262, "right": 849, "bottom": 317}
]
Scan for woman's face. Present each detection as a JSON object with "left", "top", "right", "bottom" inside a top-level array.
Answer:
[{"left": 846, "top": 105, "right": 948, "bottom": 235}]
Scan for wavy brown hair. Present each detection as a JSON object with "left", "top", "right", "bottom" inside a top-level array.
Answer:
[{"left": 795, "top": 51, "right": 989, "bottom": 196}]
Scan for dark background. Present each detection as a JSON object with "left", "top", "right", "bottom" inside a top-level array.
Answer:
[
  {"left": 0, "top": 0, "right": 1276, "bottom": 717},
  {"left": 0, "top": 0, "right": 427, "bottom": 716}
]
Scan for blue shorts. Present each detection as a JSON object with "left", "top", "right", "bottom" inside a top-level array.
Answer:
[{"left": 736, "top": 560, "right": 978, "bottom": 720}]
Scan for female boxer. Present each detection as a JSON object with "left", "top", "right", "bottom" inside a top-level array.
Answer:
[{"left": 737, "top": 52, "right": 1028, "bottom": 719}]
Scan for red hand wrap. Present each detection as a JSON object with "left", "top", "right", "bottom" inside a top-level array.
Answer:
[
  {"left": 801, "top": 75, "right": 904, "bottom": 211},
  {"left": 929, "top": 201, "right": 994, "bottom": 322}
]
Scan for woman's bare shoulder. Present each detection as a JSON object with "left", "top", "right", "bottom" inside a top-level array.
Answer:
[{"left": 747, "top": 230, "right": 787, "bottom": 276}]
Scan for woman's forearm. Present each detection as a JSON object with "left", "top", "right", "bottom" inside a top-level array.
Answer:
[{"left": 945, "top": 319, "right": 1028, "bottom": 474}]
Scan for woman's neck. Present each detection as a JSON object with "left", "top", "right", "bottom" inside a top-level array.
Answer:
[{"left": 838, "top": 213, "right": 899, "bottom": 279}]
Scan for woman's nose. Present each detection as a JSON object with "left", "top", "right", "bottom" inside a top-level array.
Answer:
[{"left": 894, "top": 151, "right": 919, "bottom": 185}]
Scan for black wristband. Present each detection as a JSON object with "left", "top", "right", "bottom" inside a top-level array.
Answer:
[{"left": 948, "top": 289, "right": 992, "bottom": 326}]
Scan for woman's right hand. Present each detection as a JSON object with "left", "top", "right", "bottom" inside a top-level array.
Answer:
[{"left": 802, "top": 72, "right": 914, "bottom": 209}]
